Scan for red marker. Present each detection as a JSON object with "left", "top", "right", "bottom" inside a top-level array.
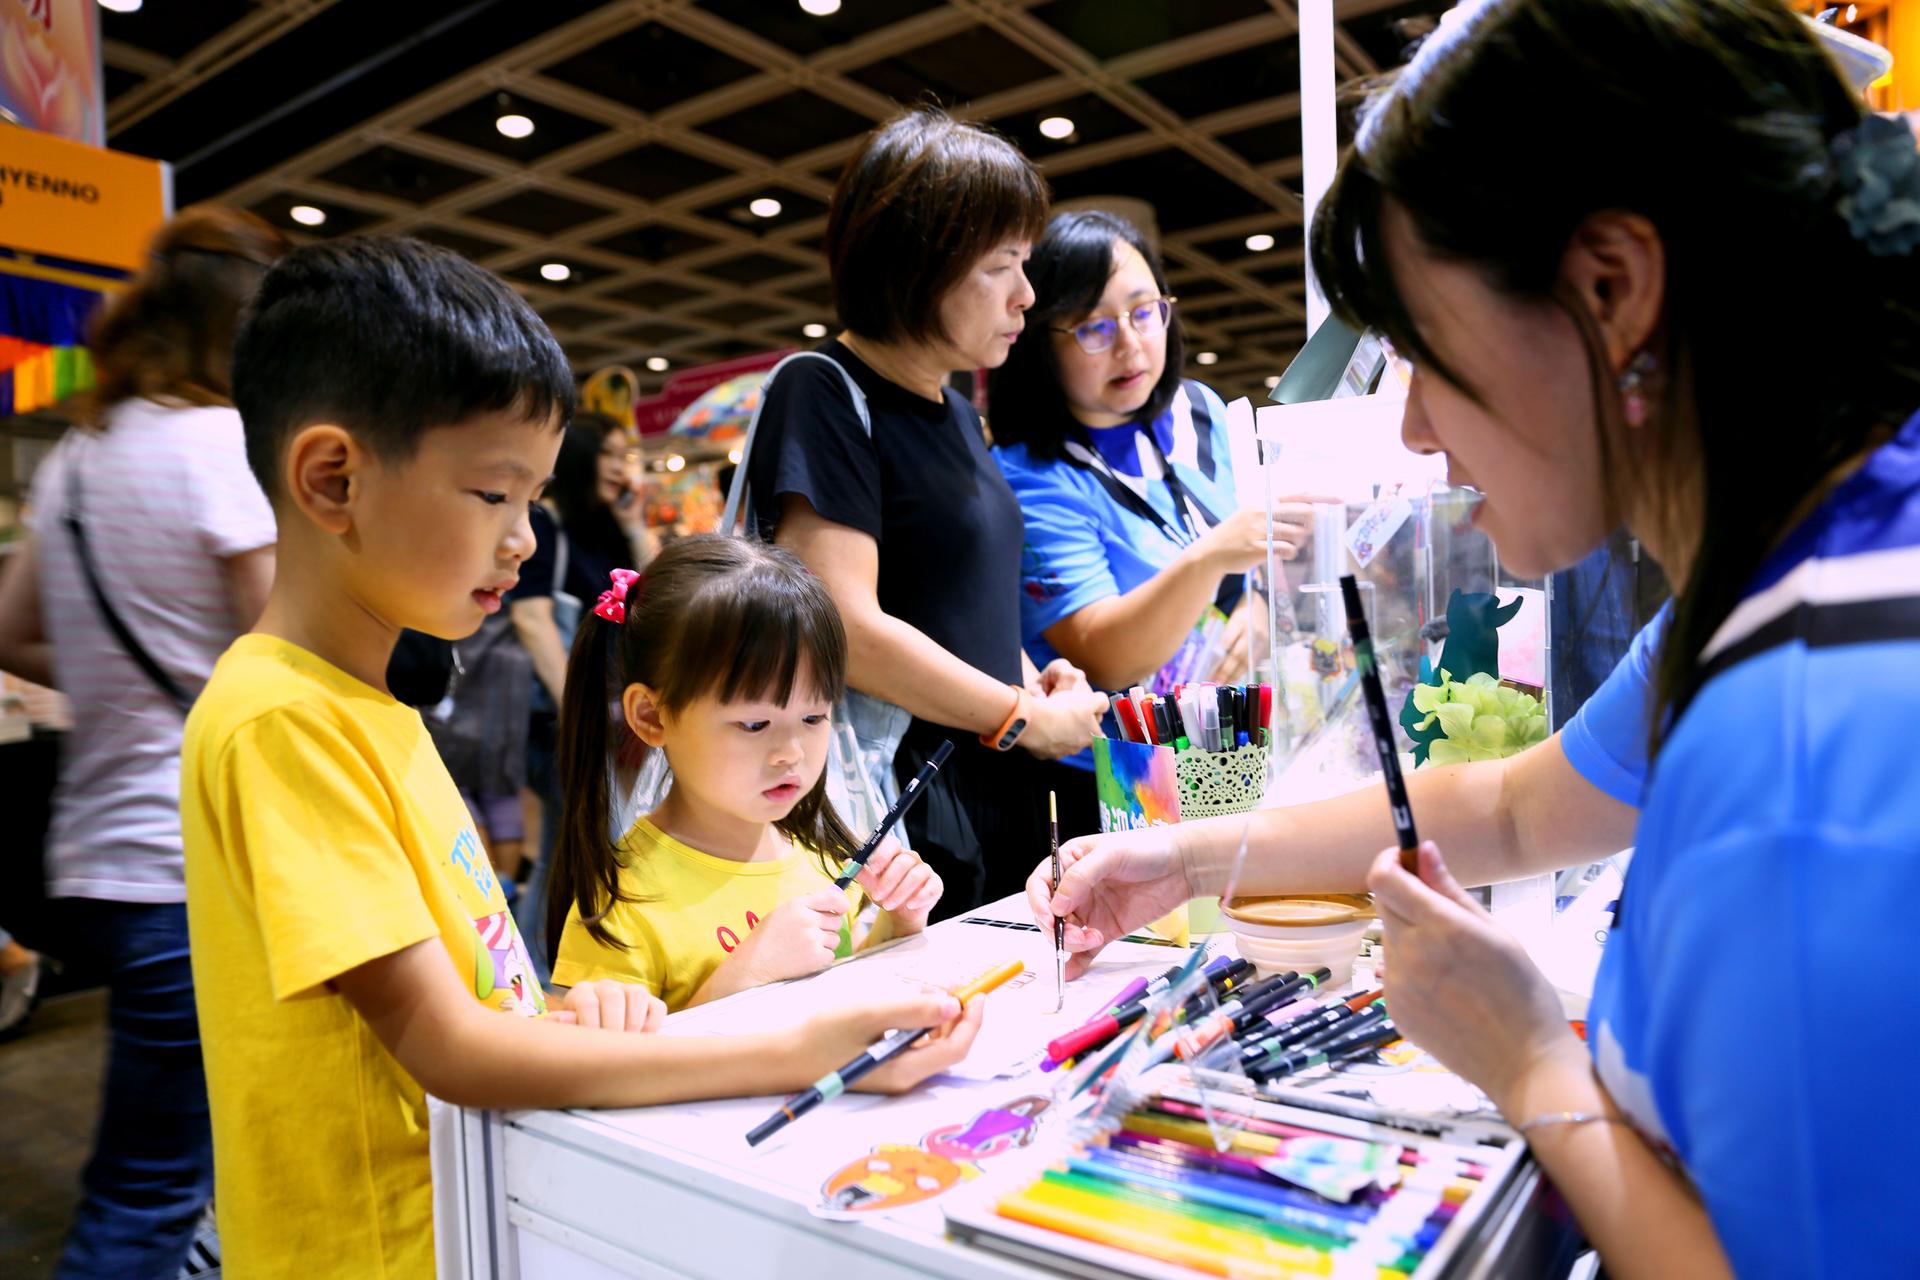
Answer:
[{"left": 1113, "top": 697, "right": 1146, "bottom": 743}]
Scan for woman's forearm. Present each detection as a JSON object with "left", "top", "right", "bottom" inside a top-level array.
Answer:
[
  {"left": 509, "top": 600, "right": 569, "bottom": 705},
  {"left": 1043, "top": 544, "right": 1224, "bottom": 689},
  {"left": 1182, "top": 737, "right": 1636, "bottom": 897},
  {"left": 1499, "top": 1049, "right": 1731, "bottom": 1279},
  {"left": 843, "top": 603, "right": 1018, "bottom": 735}
]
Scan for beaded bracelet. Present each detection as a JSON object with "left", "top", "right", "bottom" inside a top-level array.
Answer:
[{"left": 1515, "top": 1110, "right": 1631, "bottom": 1135}]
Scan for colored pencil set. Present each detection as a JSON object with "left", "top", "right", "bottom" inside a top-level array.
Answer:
[
  {"left": 1111, "top": 682, "right": 1273, "bottom": 754},
  {"left": 987, "top": 1095, "right": 1496, "bottom": 1279}
]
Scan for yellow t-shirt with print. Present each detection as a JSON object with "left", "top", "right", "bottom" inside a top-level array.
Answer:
[
  {"left": 552, "top": 815, "right": 862, "bottom": 1011},
  {"left": 181, "top": 634, "right": 546, "bottom": 1280}
]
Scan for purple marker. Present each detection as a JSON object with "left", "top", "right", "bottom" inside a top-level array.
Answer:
[{"left": 1097, "top": 977, "right": 1149, "bottom": 1017}]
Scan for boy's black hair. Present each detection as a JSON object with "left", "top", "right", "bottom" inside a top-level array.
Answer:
[{"left": 232, "top": 235, "right": 575, "bottom": 497}]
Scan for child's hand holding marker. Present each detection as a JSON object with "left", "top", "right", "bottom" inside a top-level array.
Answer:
[
  {"left": 853, "top": 838, "right": 942, "bottom": 932},
  {"left": 793, "top": 989, "right": 986, "bottom": 1096},
  {"left": 712, "top": 888, "right": 851, "bottom": 993},
  {"left": 549, "top": 979, "right": 668, "bottom": 1033},
  {"left": 1365, "top": 840, "right": 1585, "bottom": 1117}
]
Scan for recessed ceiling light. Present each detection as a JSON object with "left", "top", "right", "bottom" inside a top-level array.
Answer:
[
  {"left": 798, "top": 0, "right": 841, "bottom": 14},
  {"left": 289, "top": 205, "right": 326, "bottom": 227},
  {"left": 539, "top": 262, "right": 571, "bottom": 282},
  {"left": 1846, "top": 3, "right": 1859, "bottom": 22},
  {"left": 1038, "top": 116, "right": 1076, "bottom": 140},
  {"left": 802, "top": 322, "right": 829, "bottom": 339},
  {"left": 1195, "top": 351, "right": 1219, "bottom": 366},
  {"left": 646, "top": 356, "right": 670, "bottom": 372},
  {"left": 665, "top": 454, "right": 687, "bottom": 472},
  {"left": 749, "top": 197, "right": 783, "bottom": 219},
  {"left": 727, "top": 448, "right": 743, "bottom": 464},
  {"left": 98, "top": 0, "right": 143, "bottom": 12},
  {"left": 495, "top": 113, "right": 534, "bottom": 139},
  {"left": 1264, "top": 375, "right": 1281, "bottom": 389},
  {"left": 1245, "top": 233, "right": 1276, "bottom": 252}
]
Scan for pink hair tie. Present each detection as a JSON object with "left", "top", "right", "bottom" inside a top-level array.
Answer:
[{"left": 593, "top": 568, "right": 642, "bottom": 624}]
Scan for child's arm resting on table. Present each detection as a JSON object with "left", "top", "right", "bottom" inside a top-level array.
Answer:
[
  {"left": 547, "top": 980, "right": 667, "bottom": 1032},
  {"left": 333, "top": 937, "right": 983, "bottom": 1109},
  {"left": 853, "top": 839, "right": 941, "bottom": 950}
]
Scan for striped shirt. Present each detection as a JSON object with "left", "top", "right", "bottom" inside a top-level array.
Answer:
[{"left": 28, "top": 398, "right": 275, "bottom": 902}]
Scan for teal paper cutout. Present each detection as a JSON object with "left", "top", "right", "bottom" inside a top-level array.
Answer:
[{"left": 1399, "top": 590, "right": 1525, "bottom": 765}]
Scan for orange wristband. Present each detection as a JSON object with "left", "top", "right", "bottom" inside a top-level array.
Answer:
[{"left": 980, "top": 684, "right": 1030, "bottom": 752}]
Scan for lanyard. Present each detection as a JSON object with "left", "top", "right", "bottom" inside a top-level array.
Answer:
[{"left": 1065, "top": 425, "right": 1222, "bottom": 547}]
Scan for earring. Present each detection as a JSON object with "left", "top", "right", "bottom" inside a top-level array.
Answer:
[{"left": 1618, "top": 350, "right": 1658, "bottom": 427}]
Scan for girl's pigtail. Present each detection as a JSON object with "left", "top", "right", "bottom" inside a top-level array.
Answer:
[{"left": 545, "top": 570, "right": 643, "bottom": 962}]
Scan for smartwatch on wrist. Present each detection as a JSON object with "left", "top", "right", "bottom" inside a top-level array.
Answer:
[{"left": 980, "top": 685, "right": 1030, "bottom": 752}]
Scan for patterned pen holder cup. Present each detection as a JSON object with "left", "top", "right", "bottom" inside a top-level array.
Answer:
[{"left": 1173, "top": 741, "right": 1270, "bottom": 820}]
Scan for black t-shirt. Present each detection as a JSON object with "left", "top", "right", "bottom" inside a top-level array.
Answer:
[
  {"left": 747, "top": 340, "right": 1026, "bottom": 687},
  {"left": 513, "top": 503, "right": 621, "bottom": 608}
]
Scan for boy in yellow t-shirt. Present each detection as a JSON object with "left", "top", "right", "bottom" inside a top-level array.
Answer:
[{"left": 185, "top": 237, "right": 981, "bottom": 1280}]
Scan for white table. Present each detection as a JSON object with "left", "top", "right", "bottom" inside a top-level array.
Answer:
[{"left": 434, "top": 898, "right": 1582, "bottom": 1279}]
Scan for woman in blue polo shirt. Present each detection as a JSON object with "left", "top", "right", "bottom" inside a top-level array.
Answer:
[
  {"left": 990, "top": 211, "right": 1322, "bottom": 803},
  {"left": 1028, "top": 4, "right": 1920, "bottom": 1275}
]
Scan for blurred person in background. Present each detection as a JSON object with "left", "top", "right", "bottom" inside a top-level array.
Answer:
[
  {"left": 0, "top": 204, "right": 285, "bottom": 1278},
  {"left": 509, "top": 411, "right": 654, "bottom": 964}
]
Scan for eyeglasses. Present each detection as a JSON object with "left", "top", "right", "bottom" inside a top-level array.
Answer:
[{"left": 1054, "top": 295, "right": 1177, "bottom": 355}]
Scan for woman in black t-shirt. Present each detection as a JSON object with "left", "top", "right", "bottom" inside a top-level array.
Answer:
[{"left": 748, "top": 107, "right": 1109, "bottom": 915}]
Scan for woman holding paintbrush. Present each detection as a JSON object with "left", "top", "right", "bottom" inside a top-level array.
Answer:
[{"left": 1032, "top": 3, "right": 1920, "bottom": 1276}]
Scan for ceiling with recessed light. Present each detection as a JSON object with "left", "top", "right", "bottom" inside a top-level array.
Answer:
[{"left": 99, "top": 0, "right": 1452, "bottom": 403}]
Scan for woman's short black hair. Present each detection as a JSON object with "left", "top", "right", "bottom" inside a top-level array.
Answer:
[
  {"left": 234, "top": 235, "right": 574, "bottom": 498},
  {"left": 988, "top": 209, "right": 1187, "bottom": 461},
  {"left": 826, "top": 105, "right": 1049, "bottom": 347}
]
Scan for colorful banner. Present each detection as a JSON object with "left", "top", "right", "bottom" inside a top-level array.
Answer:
[
  {"left": 1, "top": 0, "right": 104, "bottom": 145},
  {"left": 0, "top": 261, "right": 110, "bottom": 415}
]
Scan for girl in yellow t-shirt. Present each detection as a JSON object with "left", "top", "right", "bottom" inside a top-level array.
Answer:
[{"left": 546, "top": 535, "right": 942, "bottom": 1010}]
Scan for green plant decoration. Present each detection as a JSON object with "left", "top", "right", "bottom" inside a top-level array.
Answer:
[
  {"left": 1408, "top": 670, "right": 1549, "bottom": 765},
  {"left": 1399, "top": 589, "right": 1527, "bottom": 765}
]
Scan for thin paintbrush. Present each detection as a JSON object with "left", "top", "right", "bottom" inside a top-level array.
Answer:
[{"left": 1049, "top": 791, "right": 1065, "bottom": 1013}]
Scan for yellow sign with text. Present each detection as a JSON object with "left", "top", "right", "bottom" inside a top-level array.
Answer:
[{"left": 0, "top": 126, "right": 170, "bottom": 272}]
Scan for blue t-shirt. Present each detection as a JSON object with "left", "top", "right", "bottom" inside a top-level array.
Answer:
[
  {"left": 1559, "top": 602, "right": 1667, "bottom": 807},
  {"left": 1579, "top": 407, "right": 1920, "bottom": 1277},
  {"left": 994, "top": 381, "right": 1240, "bottom": 770}
]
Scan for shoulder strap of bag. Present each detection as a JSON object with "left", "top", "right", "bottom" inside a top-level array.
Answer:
[
  {"left": 550, "top": 505, "right": 572, "bottom": 599},
  {"left": 61, "top": 441, "right": 194, "bottom": 714},
  {"left": 722, "top": 350, "right": 871, "bottom": 539}
]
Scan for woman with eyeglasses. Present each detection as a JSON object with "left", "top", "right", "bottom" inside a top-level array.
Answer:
[{"left": 991, "top": 211, "right": 1324, "bottom": 800}]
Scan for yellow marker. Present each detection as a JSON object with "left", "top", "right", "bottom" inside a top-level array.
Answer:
[{"left": 953, "top": 958, "right": 1026, "bottom": 1003}]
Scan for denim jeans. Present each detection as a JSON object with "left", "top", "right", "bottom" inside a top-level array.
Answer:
[{"left": 55, "top": 899, "right": 212, "bottom": 1280}]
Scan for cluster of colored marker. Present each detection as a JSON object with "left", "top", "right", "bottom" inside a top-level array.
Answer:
[
  {"left": 1040, "top": 955, "right": 1399, "bottom": 1090},
  {"left": 1111, "top": 682, "right": 1273, "bottom": 754},
  {"left": 992, "top": 1096, "right": 1491, "bottom": 1278}
]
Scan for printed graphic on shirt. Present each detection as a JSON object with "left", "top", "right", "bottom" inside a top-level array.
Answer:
[
  {"left": 1020, "top": 540, "right": 1066, "bottom": 605},
  {"left": 447, "top": 827, "right": 496, "bottom": 898},
  {"left": 472, "top": 909, "right": 545, "bottom": 1016},
  {"left": 714, "top": 904, "right": 854, "bottom": 960}
]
